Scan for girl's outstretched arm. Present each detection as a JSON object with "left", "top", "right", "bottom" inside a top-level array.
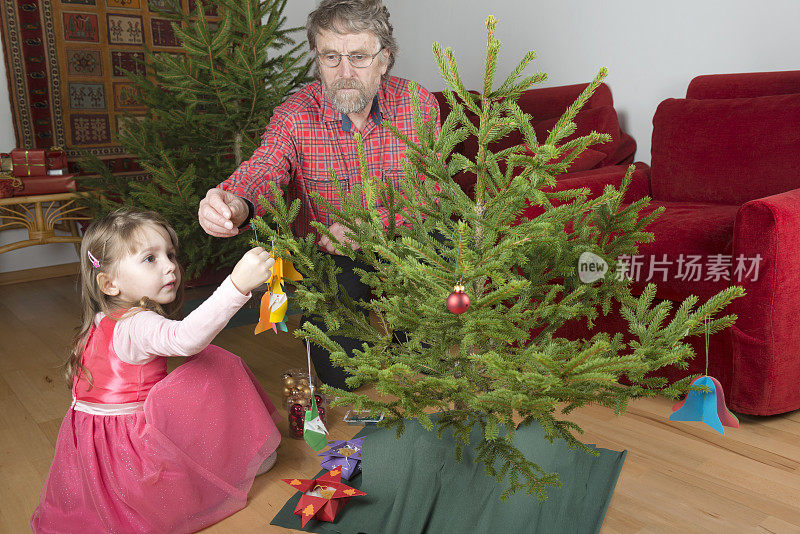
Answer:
[{"left": 113, "top": 276, "right": 253, "bottom": 363}]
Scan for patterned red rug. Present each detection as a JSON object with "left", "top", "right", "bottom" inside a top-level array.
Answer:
[{"left": 0, "top": 0, "right": 201, "bottom": 174}]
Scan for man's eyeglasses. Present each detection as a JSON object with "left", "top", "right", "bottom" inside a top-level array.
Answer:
[{"left": 316, "top": 48, "right": 384, "bottom": 68}]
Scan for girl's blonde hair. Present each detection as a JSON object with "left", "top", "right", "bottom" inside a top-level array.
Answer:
[{"left": 64, "top": 208, "right": 185, "bottom": 387}]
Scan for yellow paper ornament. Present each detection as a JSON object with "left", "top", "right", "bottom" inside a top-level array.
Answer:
[{"left": 254, "top": 256, "right": 303, "bottom": 335}]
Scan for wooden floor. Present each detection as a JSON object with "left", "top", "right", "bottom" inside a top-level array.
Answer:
[{"left": 1, "top": 275, "right": 799, "bottom": 533}]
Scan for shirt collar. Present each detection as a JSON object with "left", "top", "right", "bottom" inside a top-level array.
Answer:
[{"left": 340, "top": 96, "right": 382, "bottom": 133}]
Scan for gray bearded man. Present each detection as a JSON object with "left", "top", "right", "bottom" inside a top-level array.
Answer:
[{"left": 197, "top": 0, "right": 441, "bottom": 389}]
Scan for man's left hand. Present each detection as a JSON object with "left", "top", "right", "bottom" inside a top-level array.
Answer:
[{"left": 319, "top": 222, "right": 360, "bottom": 254}]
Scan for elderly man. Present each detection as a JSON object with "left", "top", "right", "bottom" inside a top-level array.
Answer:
[{"left": 198, "top": 0, "right": 440, "bottom": 389}]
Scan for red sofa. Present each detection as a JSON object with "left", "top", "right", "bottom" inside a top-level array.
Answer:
[
  {"left": 433, "top": 82, "right": 637, "bottom": 200},
  {"left": 519, "top": 70, "right": 800, "bottom": 415}
]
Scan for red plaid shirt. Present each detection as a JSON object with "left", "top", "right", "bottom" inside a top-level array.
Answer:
[{"left": 220, "top": 76, "right": 440, "bottom": 239}]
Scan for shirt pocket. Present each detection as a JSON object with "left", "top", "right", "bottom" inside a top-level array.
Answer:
[{"left": 301, "top": 159, "right": 350, "bottom": 202}]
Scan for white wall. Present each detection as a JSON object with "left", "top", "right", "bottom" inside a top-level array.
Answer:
[
  {"left": 288, "top": 0, "right": 800, "bottom": 159},
  {"left": 3, "top": 0, "right": 799, "bottom": 273}
]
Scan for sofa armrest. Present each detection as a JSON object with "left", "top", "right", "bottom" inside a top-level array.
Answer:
[{"left": 729, "top": 187, "right": 800, "bottom": 414}]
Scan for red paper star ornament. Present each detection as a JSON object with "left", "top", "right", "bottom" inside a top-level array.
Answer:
[{"left": 281, "top": 470, "right": 367, "bottom": 526}]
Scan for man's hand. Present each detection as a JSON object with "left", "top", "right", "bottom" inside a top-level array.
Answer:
[
  {"left": 318, "top": 222, "right": 360, "bottom": 254},
  {"left": 198, "top": 188, "right": 249, "bottom": 237}
]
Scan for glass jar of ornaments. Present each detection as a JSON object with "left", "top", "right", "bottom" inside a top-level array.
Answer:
[{"left": 281, "top": 369, "right": 327, "bottom": 439}]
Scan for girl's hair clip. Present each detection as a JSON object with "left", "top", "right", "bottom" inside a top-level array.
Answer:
[{"left": 87, "top": 250, "right": 101, "bottom": 269}]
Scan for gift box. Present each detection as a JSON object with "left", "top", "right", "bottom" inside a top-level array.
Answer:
[
  {"left": 11, "top": 148, "right": 69, "bottom": 177},
  {"left": 11, "top": 149, "right": 47, "bottom": 177},
  {"left": 0, "top": 173, "right": 23, "bottom": 198},
  {"left": 46, "top": 147, "right": 68, "bottom": 172},
  {"left": 0, "top": 153, "right": 13, "bottom": 173},
  {"left": 14, "top": 173, "right": 76, "bottom": 196}
]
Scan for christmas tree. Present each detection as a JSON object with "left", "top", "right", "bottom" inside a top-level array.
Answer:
[
  {"left": 255, "top": 17, "right": 742, "bottom": 499},
  {"left": 79, "top": 0, "right": 312, "bottom": 278}
]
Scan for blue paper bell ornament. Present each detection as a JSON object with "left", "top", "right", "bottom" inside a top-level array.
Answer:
[
  {"left": 668, "top": 319, "right": 739, "bottom": 435},
  {"left": 669, "top": 375, "right": 740, "bottom": 434}
]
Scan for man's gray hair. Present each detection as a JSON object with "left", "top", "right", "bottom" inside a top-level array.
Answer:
[{"left": 307, "top": 0, "right": 397, "bottom": 77}]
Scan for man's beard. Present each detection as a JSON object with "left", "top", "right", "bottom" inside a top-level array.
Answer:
[{"left": 324, "top": 78, "right": 375, "bottom": 114}]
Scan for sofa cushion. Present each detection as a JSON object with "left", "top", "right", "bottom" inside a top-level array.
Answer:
[
  {"left": 522, "top": 146, "right": 606, "bottom": 173},
  {"left": 432, "top": 89, "right": 480, "bottom": 125},
  {"left": 516, "top": 82, "right": 614, "bottom": 120},
  {"left": 452, "top": 170, "right": 476, "bottom": 200},
  {"left": 435, "top": 82, "right": 616, "bottom": 126},
  {"left": 533, "top": 105, "right": 623, "bottom": 167},
  {"left": 458, "top": 104, "right": 624, "bottom": 167},
  {"left": 607, "top": 131, "right": 637, "bottom": 166},
  {"left": 623, "top": 201, "right": 738, "bottom": 301},
  {"left": 432, "top": 91, "right": 451, "bottom": 121},
  {"left": 686, "top": 70, "right": 800, "bottom": 99},
  {"left": 436, "top": 83, "right": 619, "bottom": 162},
  {"left": 650, "top": 94, "right": 800, "bottom": 205},
  {"left": 515, "top": 163, "right": 651, "bottom": 222}
]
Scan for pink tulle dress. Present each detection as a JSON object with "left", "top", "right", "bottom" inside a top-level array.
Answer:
[{"left": 31, "top": 280, "right": 281, "bottom": 533}]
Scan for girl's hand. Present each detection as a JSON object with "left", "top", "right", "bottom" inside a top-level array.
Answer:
[{"left": 230, "top": 247, "right": 274, "bottom": 295}]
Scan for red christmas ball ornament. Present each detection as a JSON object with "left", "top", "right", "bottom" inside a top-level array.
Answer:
[
  {"left": 446, "top": 284, "right": 470, "bottom": 314},
  {"left": 291, "top": 403, "right": 304, "bottom": 416}
]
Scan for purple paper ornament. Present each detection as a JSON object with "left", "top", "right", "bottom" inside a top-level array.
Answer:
[{"left": 318, "top": 437, "right": 364, "bottom": 480}]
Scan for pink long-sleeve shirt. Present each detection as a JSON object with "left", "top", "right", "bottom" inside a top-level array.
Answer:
[{"left": 97, "top": 276, "right": 251, "bottom": 365}]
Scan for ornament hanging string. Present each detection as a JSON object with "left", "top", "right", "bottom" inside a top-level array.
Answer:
[
  {"left": 271, "top": 237, "right": 281, "bottom": 293},
  {"left": 306, "top": 337, "right": 314, "bottom": 399},
  {"left": 446, "top": 225, "right": 471, "bottom": 314},
  {"left": 704, "top": 315, "right": 709, "bottom": 376},
  {"left": 453, "top": 225, "right": 464, "bottom": 284},
  {"left": 251, "top": 224, "right": 276, "bottom": 262}
]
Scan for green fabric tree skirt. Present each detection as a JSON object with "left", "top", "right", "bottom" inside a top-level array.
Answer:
[{"left": 271, "top": 415, "right": 626, "bottom": 533}]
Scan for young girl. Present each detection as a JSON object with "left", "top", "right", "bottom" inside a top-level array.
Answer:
[{"left": 31, "top": 208, "right": 282, "bottom": 533}]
